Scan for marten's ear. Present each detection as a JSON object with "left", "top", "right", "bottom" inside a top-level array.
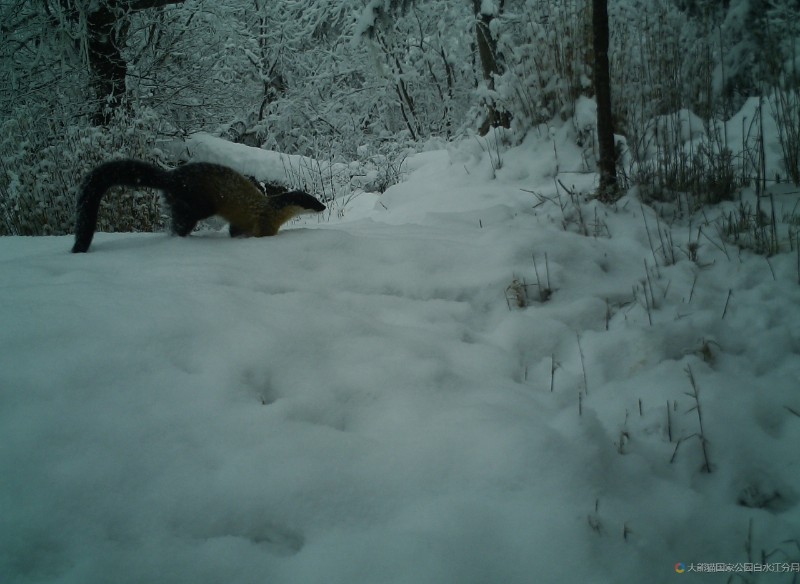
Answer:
[
  {"left": 247, "top": 176, "right": 290, "bottom": 197},
  {"left": 247, "top": 176, "right": 266, "bottom": 195}
]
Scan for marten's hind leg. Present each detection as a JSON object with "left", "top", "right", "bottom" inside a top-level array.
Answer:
[{"left": 169, "top": 201, "right": 200, "bottom": 237}]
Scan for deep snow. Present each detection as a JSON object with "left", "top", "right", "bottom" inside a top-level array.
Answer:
[{"left": 1, "top": 121, "right": 799, "bottom": 583}]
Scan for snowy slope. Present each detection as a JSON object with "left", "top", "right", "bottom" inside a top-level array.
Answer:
[{"left": 1, "top": 124, "right": 799, "bottom": 583}]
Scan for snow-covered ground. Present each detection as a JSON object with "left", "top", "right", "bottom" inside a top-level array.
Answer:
[{"left": 2, "top": 122, "right": 799, "bottom": 583}]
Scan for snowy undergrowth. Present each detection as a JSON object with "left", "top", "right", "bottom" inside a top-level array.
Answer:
[
  {"left": 1, "top": 122, "right": 799, "bottom": 583},
  {"left": 174, "top": 133, "right": 412, "bottom": 224}
]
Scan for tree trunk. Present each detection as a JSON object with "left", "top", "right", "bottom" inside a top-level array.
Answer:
[
  {"left": 85, "top": 0, "right": 187, "bottom": 126},
  {"left": 592, "top": 0, "right": 618, "bottom": 199},
  {"left": 471, "top": 0, "right": 511, "bottom": 135},
  {"left": 87, "top": 4, "right": 128, "bottom": 126}
]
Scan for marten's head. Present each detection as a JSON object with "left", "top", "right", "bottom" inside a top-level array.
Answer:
[{"left": 259, "top": 190, "right": 326, "bottom": 235}]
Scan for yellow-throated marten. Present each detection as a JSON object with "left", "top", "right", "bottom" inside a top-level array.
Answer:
[{"left": 72, "top": 159, "right": 325, "bottom": 253}]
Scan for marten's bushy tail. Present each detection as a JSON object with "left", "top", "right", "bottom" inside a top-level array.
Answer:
[{"left": 72, "top": 160, "right": 169, "bottom": 253}]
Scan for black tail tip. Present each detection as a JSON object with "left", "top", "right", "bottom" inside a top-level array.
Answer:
[{"left": 71, "top": 240, "right": 90, "bottom": 253}]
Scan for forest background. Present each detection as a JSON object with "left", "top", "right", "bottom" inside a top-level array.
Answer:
[{"left": 1, "top": 0, "right": 799, "bottom": 237}]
